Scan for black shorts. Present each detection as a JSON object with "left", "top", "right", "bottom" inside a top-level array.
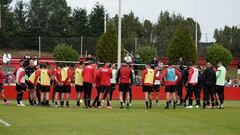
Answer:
[
  {"left": 111, "top": 83, "right": 116, "bottom": 91},
  {"left": 16, "top": 83, "right": 27, "bottom": 92},
  {"left": 0, "top": 83, "right": 3, "bottom": 91},
  {"left": 62, "top": 85, "right": 71, "bottom": 93},
  {"left": 26, "top": 81, "right": 34, "bottom": 90},
  {"left": 165, "top": 86, "right": 176, "bottom": 93},
  {"left": 54, "top": 85, "right": 62, "bottom": 93},
  {"left": 119, "top": 83, "right": 130, "bottom": 92},
  {"left": 36, "top": 84, "right": 41, "bottom": 91},
  {"left": 100, "top": 85, "right": 111, "bottom": 93},
  {"left": 75, "top": 85, "right": 84, "bottom": 93},
  {"left": 41, "top": 86, "right": 50, "bottom": 93},
  {"left": 216, "top": 85, "right": 224, "bottom": 93},
  {"left": 83, "top": 82, "right": 93, "bottom": 91},
  {"left": 142, "top": 86, "right": 153, "bottom": 93},
  {"left": 96, "top": 86, "right": 101, "bottom": 93},
  {"left": 153, "top": 85, "right": 160, "bottom": 92}
]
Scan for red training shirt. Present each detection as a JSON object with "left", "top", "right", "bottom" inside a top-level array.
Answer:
[{"left": 99, "top": 65, "right": 112, "bottom": 86}]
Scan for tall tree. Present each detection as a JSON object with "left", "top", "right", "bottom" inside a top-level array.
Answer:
[
  {"left": 167, "top": 26, "right": 197, "bottom": 64},
  {"left": 27, "top": 0, "right": 52, "bottom": 36},
  {"left": 88, "top": 2, "right": 105, "bottom": 37},
  {"left": 121, "top": 11, "right": 144, "bottom": 52},
  {"left": 214, "top": 26, "right": 240, "bottom": 57},
  {"left": 14, "top": 0, "right": 27, "bottom": 34},
  {"left": 96, "top": 23, "right": 118, "bottom": 63},
  {"left": 0, "top": 0, "right": 14, "bottom": 33},
  {"left": 70, "top": 8, "right": 89, "bottom": 36},
  {"left": 0, "top": 0, "right": 15, "bottom": 48},
  {"left": 48, "top": 0, "right": 71, "bottom": 37},
  {"left": 143, "top": 20, "right": 153, "bottom": 43},
  {"left": 153, "top": 11, "right": 201, "bottom": 56}
]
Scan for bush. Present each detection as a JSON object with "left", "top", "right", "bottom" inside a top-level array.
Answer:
[
  {"left": 137, "top": 45, "right": 157, "bottom": 64},
  {"left": 206, "top": 44, "right": 232, "bottom": 67},
  {"left": 167, "top": 26, "right": 197, "bottom": 64},
  {"left": 96, "top": 23, "right": 124, "bottom": 63},
  {"left": 53, "top": 43, "right": 79, "bottom": 66}
]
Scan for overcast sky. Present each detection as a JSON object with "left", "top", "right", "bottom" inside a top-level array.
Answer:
[{"left": 13, "top": 0, "right": 240, "bottom": 42}]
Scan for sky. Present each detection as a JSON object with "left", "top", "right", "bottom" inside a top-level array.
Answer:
[{"left": 12, "top": 0, "right": 240, "bottom": 42}]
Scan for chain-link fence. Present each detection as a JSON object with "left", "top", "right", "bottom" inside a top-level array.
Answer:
[{"left": 0, "top": 36, "right": 212, "bottom": 57}]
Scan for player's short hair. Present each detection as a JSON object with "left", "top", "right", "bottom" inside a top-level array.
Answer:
[{"left": 23, "top": 62, "right": 28, "bottom": 68}]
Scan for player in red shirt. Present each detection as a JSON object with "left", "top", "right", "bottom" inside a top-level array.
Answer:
[
  {"left": 0, "top": 66, "right": 10, "bottom": 104},
  {"left": 116, "top": 62, "right": 133, "bottom": 109},
  {"left": 82, "top": 61, "right": 96, "bottom": 108},
  {"left": 153, "top": 65, "right": 162, "bottom": 106},
  {"left": 161, "top": 63, "right": 181, "bottom": 109},
  {"left": 35, "top": 63, "right": 52, "bottom": 106},
  {"left": 15, "top": 59, "right": 28, "bottom": 107},
  {"left": 60, "top": 64, "right": 73, "bottom": 107},
  {"left": 185, "top": 63, "right": 200, "bottom": 109},
  {"left": 142, "top": 64, "right": 155, "bottom": 109},
  {"left": 53, "top": 64, "right": 62, "bottom": 107},
  {"left": 92, "top": 65, "right": 101, "bottom": 108},
  {"left": 98, "top": 63, "right": 112, "bottom": 109}
]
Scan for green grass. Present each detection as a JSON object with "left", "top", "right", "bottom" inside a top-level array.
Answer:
[{"left": 0, "top": 100, "right": 240, "bottom": 135}]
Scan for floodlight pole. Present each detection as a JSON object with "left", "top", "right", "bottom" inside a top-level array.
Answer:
[
  {"left": 195, "top": 0, "right": 198, "bottom": 52},
  {"left": 117, "top": 0, "right": 122, "bottom": 69},
  {"left": 135, "top": 37, "right": 137, "bottom": 53}
]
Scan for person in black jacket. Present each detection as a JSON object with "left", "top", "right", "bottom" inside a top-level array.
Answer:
[
  {"left": 176, "top": 65, "right": 187, "bottom": 105},
  {"left": 25, "top": 59, "right": 37, "bottom": 105},
  {"left": 202, "top": 62, "right": 216, "bottom": 109},
  {"left": 182, "top": 65, "right": 189, "bottom": 106},
  {"left": 196, "top": 66, "right": 203, "bottom": 106}
]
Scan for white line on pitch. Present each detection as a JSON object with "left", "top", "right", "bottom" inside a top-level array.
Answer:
[{"left": 0, "top": 118, "right": 11, "bottom": 127}]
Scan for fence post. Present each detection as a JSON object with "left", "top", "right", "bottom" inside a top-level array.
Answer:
[
  {"left": 39, "top": 36, "right": 41, "bottom": 58},
  {"left": 81, "top": 36, "right": 83, "bottom": 57},
  {"left": 135, "top": 37, "right": 138, "bottom": 53}
]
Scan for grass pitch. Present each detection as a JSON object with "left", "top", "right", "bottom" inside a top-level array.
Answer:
[{"left": 0, "top": 100, "right": 240, "bottom": 135}]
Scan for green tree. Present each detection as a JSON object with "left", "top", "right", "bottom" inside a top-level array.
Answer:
[
  {"left": 27, "top": 0, "right": 52, "bottom": 36},
  {"left": 0, "top": 0, "right": 15, "bottom": 48},
  {"left": 53, "top": 43, "right": 79, "bottom": 66},
  {"left": 137, "top": 45, "right": 157, "bottom": 64},
  {"left": 13, "top": 0, "right": 27, "bottom": 34},
  {"left": 153, "top": 11, "right": 201, "bottom": 56},
  {"left": 206, "top": 44, "right": 232, "bottom": 67},
  {"left": 214, "top": 26, "right": 240, "bottom": 57},
  {"left": 143, "top": 20, "right": 153, "bottom": 43},
  {"left": 89, "top": 2, "right": 105, "bottom": 37},
  {"left": 121, "top": 12, "right": 144, "bottom": 52},
  {"left": 70, "top": 8, "right": 89, "bottom": 36},
  {"left": 96, "top": 23, "right": 119, "bottom": 63},
  {"left": 167, "top": 26, "right": 197, "bottom": 64},
  {"left": 0, "top": 0, "right": 15, "bottom": 33},
  {"left": 27, "top": 0, "right": 71, "bottom": 37},
  {"left": 48, "top": 0, "right": 71, "bottom": 37}
]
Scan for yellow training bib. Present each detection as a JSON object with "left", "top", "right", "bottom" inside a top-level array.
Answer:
[
  {"left": 40, "top": 69, "right": 50, "bottom": 86},
  {"left": 28, "top": 72, "right": 36, "bottom": 84},
  {"left": 75, "top": 68, "right": 83, "bottom": 86},
  {"left": 144, "top": 69, "right": 154, "bottom": 84}
]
